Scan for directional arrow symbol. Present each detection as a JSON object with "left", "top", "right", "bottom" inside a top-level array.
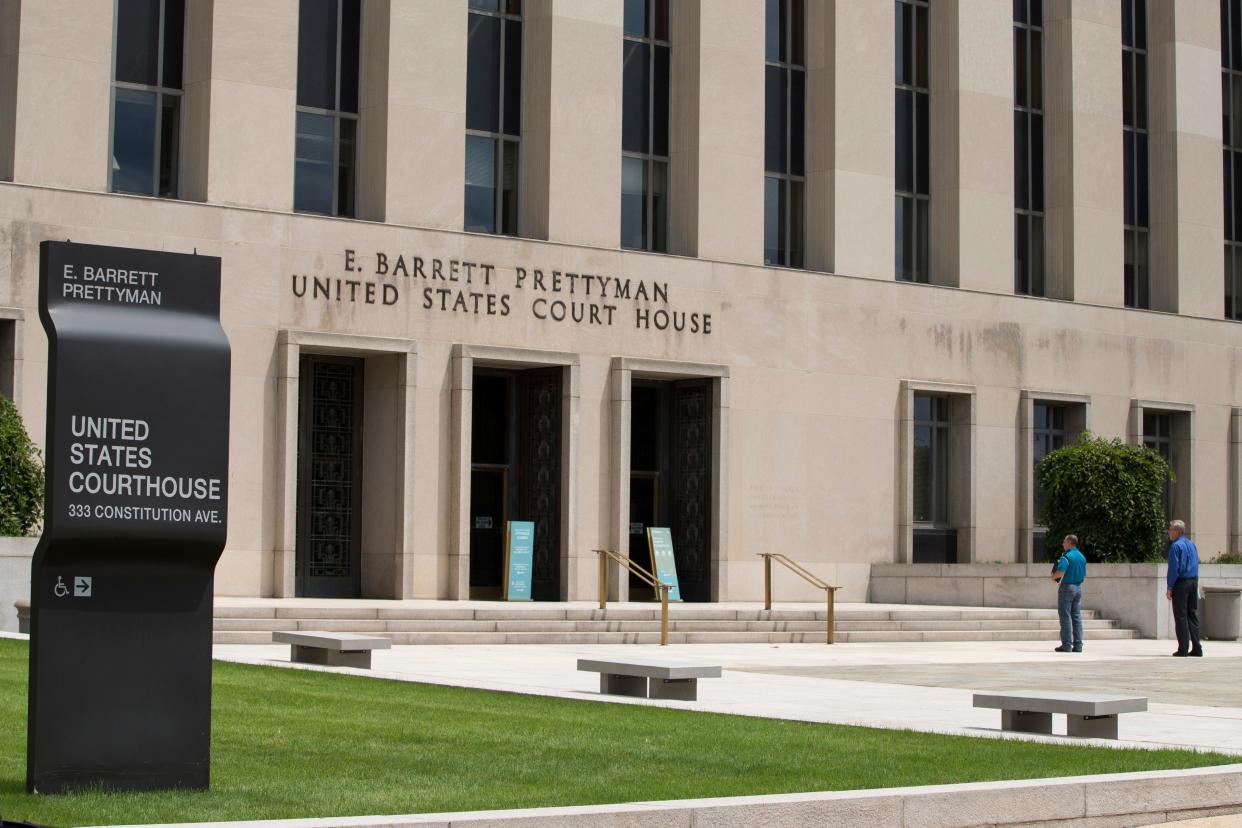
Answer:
[{"left": 73, "top": 577, "right": 92, "bottom": 597}]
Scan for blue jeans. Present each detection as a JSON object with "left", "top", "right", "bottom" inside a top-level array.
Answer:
[{"left": 1058, "top": 582, "right": 1083, "bottom": 650}]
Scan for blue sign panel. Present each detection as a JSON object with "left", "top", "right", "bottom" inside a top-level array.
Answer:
[
  {"left": 504, "top": 521, "right": 535, "bottom": 601},
  {"left": 646, "top": 527, "right": 682, "bottom": 602}
]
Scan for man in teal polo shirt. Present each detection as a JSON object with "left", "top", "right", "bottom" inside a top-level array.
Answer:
[{"left": 1051, "top": 534, "right": 1087, "bottom": 653}]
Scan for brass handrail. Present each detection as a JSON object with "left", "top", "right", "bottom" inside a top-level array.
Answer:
[
  {"left": 758, "top": 553, "right": 841, "bottom": 644},
  {"left": 596, "top": 548, "right": 672, "bottom": 646}
]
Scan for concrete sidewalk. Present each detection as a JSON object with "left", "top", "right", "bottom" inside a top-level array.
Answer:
[{"left": 213, "top": 637, "right": 1242, "bottom": 756}]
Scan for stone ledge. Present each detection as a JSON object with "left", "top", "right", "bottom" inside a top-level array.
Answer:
[{"left": 88, "top": 763, "right": 1242, "bottom": 828}]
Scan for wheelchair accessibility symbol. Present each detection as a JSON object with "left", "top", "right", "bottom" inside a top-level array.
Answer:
[{"left": 52, "top": 576, "right": 92, "bottom": 598}]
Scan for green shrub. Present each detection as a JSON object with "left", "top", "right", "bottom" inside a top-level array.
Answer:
[
  {"left": 1212, "top": 551, "right": 1242, "bottom": 565},
  {"left": 0, "top": 395, "right": 44, "bottom": 536},
  {"left": 1036, "top": 433, "right": 1170, "bottom": 563}
]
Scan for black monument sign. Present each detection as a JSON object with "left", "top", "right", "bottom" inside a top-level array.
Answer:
[{"left": 28, "top": 241, "right": 230, "bottom": 793}]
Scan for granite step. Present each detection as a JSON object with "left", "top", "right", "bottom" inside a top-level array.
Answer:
[{"left": 213, "top": 626, "right": 1138, "bottom": 646}]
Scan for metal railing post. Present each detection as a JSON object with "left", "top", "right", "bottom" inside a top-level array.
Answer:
[
  {"left": 659, "top": 584, "right": 669, "bottom": 646},
  {"left": 826, "top": 588, "right": 835, "bottom": 645},
  {"left": 598, "top": 549, "right": 607, "bottom": 610},
  {"left": 758, "top": 552, "right": 839, "bottom": 645},
  {"left": 763, "top": 554, "right": 772, "bottom": 611}
]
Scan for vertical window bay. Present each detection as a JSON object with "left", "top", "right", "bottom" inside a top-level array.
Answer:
[
  {"left": 110, "top": 0, "right": 186, "bottom": 198},
  {"left": 620, "top": 0, "right": 670, "bottom": 252},
  {"left": 465, "top": 1, "right": 522, "bottom": 234},
  {"left": 763, "top": 0, "right": 806, "bottom": 268}
]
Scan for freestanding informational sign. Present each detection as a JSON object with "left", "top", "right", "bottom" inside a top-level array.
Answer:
[
  {"left": 27, "top": 241, "right": 230, "bottom": 794},
  {"left": 646, "top": 527, "right": 682, "bottom": 602},
  {"left": 503, "top": 520, "right": 535, "bottom": 601}
]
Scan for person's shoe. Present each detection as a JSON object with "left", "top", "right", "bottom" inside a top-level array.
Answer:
[
  {"left": 1190, "top": 648, "right": 1204, "bottom": 657},
  {"left": 1172, "top": 651, "right": 1189, "bottom": 657},
  {"left": 1054, "top": 645, "right": 1073, "bottom": 652},
  {"left": 1072, "top": 648, "right": 1083, "bottom": 653}
]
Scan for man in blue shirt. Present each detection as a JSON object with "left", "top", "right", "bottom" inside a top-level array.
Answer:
[
  {"left": 1166, "top": 519, "right": 1202, "bottom": 657},
  {"left": 1051, "top": 534, "right": 1087, "bottom": 653}
]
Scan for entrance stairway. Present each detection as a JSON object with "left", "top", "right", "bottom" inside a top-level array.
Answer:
[{"left": 212, "top": 601, "right": 1140, "bottom": 645}]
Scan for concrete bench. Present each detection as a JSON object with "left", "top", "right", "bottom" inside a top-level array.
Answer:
[
  {"left": 272, "top": 631, "right": 391, "bottom": 669},
  {"left": 973, "top": 691, "right": 1148, "bottom": 739},
  {"left": 578, "top": 658, "right": 722, "bottom": 701}
]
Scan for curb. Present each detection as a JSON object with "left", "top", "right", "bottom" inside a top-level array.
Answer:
[{"left": 92, "top": 762, "right": 1242, "bottom": 828}]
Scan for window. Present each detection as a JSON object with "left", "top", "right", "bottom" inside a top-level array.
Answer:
[
  {"left": 896, "top": 0, "right": 930, "bottom": 283},
  {"left": 1224, "top": 0, "right": 1242, "bottom": 319},
  {"left": 294, "top": 0, "right": 360, "bottom": 217},
  {"left": 913, "top": 394, "right": 950, "bottom": 525},
  {"left": 0, "top": 318, "right": 14, "bottom": 402},
  {"left": 1123, "top": 0, "right": 1150, "bottom": 309},
  {"left": 109, "top": 0, "right": 185, "bottom": 198},
  {"left": 1014, "top": 0, "right": 1045, "bottom": 296},
  {"left": 465, "top": 0, "right": 522, "bottom": 235},
  {"left": 621, "top": 0, "right": 670, "bottom": 252},
  {"left": 1032, "top": 402, "right": 1067, "bottom": 524},
  {"left": 1143, "top": 411, "right": 1174, "bottom": 520},
  {"left": 764, "top": 0, "right": 805, "bottom": 268}
]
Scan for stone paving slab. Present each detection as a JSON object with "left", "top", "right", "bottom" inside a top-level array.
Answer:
[
  {"left": 212, "top": 637, "right": 1242, "bottom": 755},
  {"left": 733, "top": 657, "right": 1242, "bottom": 708}
]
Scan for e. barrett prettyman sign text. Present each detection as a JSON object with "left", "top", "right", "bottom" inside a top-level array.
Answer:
[{"left": 291, "top": 248, "right": 714, "bottom": 335}]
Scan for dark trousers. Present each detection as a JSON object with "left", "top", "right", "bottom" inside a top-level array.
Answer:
[{"left": 1171, "top": 577, "right": 1201, "bottom": 654}]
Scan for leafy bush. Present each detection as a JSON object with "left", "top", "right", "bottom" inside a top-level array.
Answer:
[
  {"left": 1036, "top": 433, "right": 1171, "bottom": 563},
  {"left": 0, "top": 395, "right": 44, "bottom": 536},
  {"left": 1212, "top": 551, "right": 1242, "bottom": 565}
]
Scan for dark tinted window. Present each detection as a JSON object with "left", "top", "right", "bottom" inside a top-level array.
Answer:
[
  {"left": 294, "top": 111, "right": 335, "bottom": 214},
  {"left": 161, "top": 0, "right": 185, "bottom": 89},
  {"left": 297, "top": 0, "right": 338, "bottom": 109},
  {"left": 653, "top": 45, "right": 669, "bottom": 157},
  {"left": 623, "top": 41, "right": 650, "bottom": 154},
  {"left": 115, "top": 0, "right": 161, "bottom": 86},
  {"left": 467, "top": 13, "right": 501, "bottom": 132},
  {"left": 111, "top": 88, "right": 157, "bottom": 194},
  {"left": 339, "top": 0, "right": 361, "bottom": 114},
  {"left": 503, "top": 19, "right": 522, "bottom": 136}
]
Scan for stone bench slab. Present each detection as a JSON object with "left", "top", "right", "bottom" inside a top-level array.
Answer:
[
  {"left": 577, "top": 659, "right": 722, "bottom": 680},
  {"left": 273, "top": 631, "right": 391, "bottom": 669},
  {"left": 974, "top": 691, "right": 1147, "bottom": 740},
  {"left": 973, "top": 691, "right": 1147, "bottom": 717},
  {"left": 578, "top": 658, "right": 721, "bottom": 702}
]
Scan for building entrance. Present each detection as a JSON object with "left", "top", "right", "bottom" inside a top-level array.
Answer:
[
  {"left": 469, "top": 367, "right": 563, "bottom": 600},
  {"left": 628, "top": 379, "right": 713, "bottom": 602},
  {"left": 295, "top": 356, "right": 364, "bottom": 598}
]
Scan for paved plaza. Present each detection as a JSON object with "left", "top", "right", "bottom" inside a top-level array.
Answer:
[{"left": 215, "top": 633, "right": 1242, "bottom": 756}]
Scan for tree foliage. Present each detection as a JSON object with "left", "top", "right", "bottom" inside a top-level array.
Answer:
[
  {"left": 0, "top": 395, "right": 44, "bottom": 536},
  {"left": 1036, "top": 433, "right": 1170, "bottom": 563}
]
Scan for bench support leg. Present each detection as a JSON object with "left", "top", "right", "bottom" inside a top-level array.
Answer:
[
  {"left": 291, "top": 646, "right": 372, "bottom": 669},
  {"left": 1067, "top": 714, "right": 1119, "bottom": 739},
  {"left": 1001, "top": 710, "right": 1053, "bottom": 734},
  {"left": 648, "top": 678, "right": 698, "bottom": 701},
  {"left": 601, "top": 674, "right": 647, "bottom": 698}
]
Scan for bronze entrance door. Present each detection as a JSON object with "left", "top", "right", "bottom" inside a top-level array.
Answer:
[
  {"left": 469, "top": 367, "right": 562, "bottom": 600},
  {"left": 295, "top": 356, "right": 364, "bottom": 598},
  {"left": 629, "top": 379, "right": 713, "bottom": 602}
]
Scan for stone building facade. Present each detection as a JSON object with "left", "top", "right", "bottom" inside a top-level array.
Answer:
[{"left": 0, "top": 0, "right": 1239, "bottom": 603}]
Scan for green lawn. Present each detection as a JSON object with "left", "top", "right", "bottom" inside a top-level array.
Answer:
[{"left": 0, "top": 637, "right": 1234, "bottom": 827}]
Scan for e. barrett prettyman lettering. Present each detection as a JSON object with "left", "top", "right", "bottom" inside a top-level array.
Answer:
[
  {"left": 290, "top": 248, "right": 715, "bottom": 336},
  {"left": 59, "top": 264, "right": 163, "bottom": 306}
]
